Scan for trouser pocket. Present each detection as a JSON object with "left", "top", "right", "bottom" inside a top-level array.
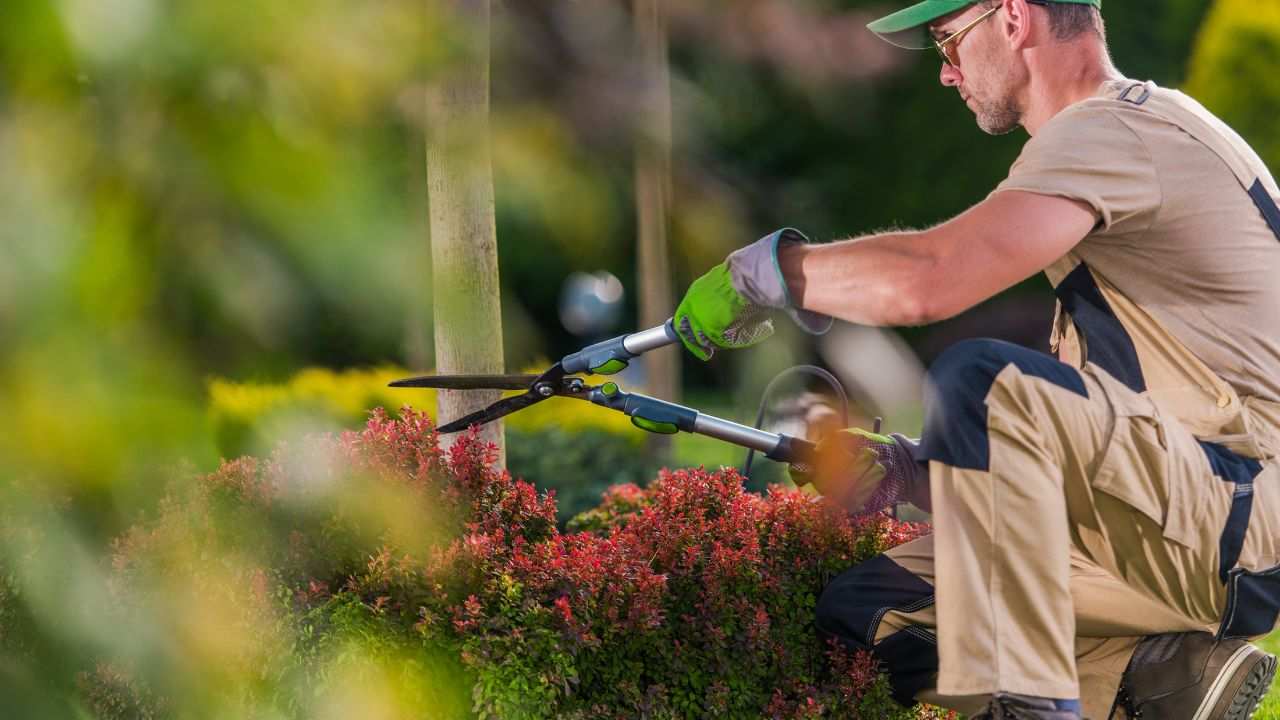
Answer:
[
  {"left": 1219, "top": 563, "right": 1280, "bottom": 640},
  {"left": 1089, "top": 370, "right": 1196, "bottom": 547}
]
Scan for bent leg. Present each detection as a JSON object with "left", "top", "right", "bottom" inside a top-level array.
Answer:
[
  {"left": 918, "top": 340, "right": 1238, "bottom": 703},
  {"left": 815, "top": 534, "right": 939, "bottom": 708},
  {"left": 921, "top": 339, "right": 1105, "bottom": 700},
  {"left": 815, "top": 533, "right": 1207, "bottom": 718}
]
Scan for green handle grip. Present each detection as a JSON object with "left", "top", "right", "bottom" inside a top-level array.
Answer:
[
  {"left": 561, "top": 321, "right": 679, "bottom": 376},
  {"left": 591, "top": 385, "right": 698, "bottom": 435},
  {"left": 631, "top": 416, "right": 679, "bottom": 435}
]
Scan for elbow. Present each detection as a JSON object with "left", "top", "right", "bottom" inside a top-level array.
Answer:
[
  {"left": 902, "top": 284, "right": 971, "bottom": 326},
  {"left": 908, "top": 284, "right": 963, "bottom": 326},
  {"left": 893, "top": 287, "right": 936, "bottom": 326},
  {"left": 891, "top": 259, "right": 945, "bottom": 327},
  {"left": 894, "top": 237, "right": 977, "bottom": 326}
]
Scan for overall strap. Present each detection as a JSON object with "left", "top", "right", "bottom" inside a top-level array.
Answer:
[
  {"left": 1102, "top": 81, "right": 1280, "bottom": 243},
  {"left": 1099, "top": 84, "right": 1280, "bottom": 636}
]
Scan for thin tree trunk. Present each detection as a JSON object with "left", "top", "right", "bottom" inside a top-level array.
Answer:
[
  {"left": 634, "top": 0, "right": 679, "bottom": 462},
  {"left": 426, "top": 0, "right": 505, "bottom": 465},
  {"left": 406, "top": 123, "right": 432, "bottom": 373}
]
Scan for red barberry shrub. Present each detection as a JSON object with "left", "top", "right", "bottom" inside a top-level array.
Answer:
[
  {"left": 95, "top": 409, "right": 947, "bottom": 720},
  {"left": 449, "top": 464, "right": 938, "bottom": 719}
]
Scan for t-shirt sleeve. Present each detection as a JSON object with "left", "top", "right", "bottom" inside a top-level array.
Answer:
[{"left": 992, "top": 104, "right": 1161, "bottom": 236}]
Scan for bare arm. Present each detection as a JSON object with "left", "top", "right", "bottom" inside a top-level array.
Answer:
[{"left": 777, "top": 190, "right": 1099, "bottom": 326}]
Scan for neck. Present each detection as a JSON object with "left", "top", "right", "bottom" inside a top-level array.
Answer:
[{"left": 1019, "top": 41, "right": 1123, "bottom": 135}]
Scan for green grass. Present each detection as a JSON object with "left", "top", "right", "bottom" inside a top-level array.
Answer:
[{"left": 1258, "top": 630, "right": 1280, "bottom": 719}]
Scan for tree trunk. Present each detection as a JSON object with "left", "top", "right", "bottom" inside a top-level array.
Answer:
[
  {"left": 426, "top": 0, "right": 505, "bottom": 466},
  {"left": 633, "top": 0, "right": 679, "bottom": 462}
]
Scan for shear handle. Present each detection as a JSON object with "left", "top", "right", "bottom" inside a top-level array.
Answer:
[{"left": 561, "top": 319, "right": 679, "bottom": 376}]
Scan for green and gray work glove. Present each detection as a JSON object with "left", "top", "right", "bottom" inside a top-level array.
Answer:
[
  {"left": 790, "top": 429, "right": 931, "bottom": 515},
  {"left": 674, "top": 228, "right": 834, "bottom": 360}
]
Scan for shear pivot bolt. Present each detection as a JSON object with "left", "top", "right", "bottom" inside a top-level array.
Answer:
[{"left": 536, "top": 383, "right": 555, "bottom": 397}]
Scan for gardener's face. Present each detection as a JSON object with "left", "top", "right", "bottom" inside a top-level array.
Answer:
[{"left": 930, "top": 3, "right": 1027, "bottom": 135}]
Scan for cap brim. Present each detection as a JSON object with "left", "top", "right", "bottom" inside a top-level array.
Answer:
[{"left": 867, "top": 0, "right": 974, "bottom": 49}]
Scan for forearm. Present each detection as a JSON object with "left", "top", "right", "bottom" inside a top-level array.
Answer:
[{"left": 776, "top": 232, "right": 941, "bottom": 327}]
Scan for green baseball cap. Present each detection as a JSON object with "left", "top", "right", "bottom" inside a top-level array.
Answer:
[{"left": 868, "top": 0, "right": 1102, "bottom": 50}]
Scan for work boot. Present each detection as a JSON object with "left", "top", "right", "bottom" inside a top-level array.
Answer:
[
  {"left": 1112, "top": 632, "right": 1277, "bottom": 719},
  {"left": 973, "top": 693, "right": 1082, "bottom": 719}
]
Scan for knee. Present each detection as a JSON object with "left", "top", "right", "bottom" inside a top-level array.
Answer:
[
  {"left": 925, "top": 339, "right": 1023, "bottom": 409},
  {"left": 920, "top": 339, "right": 1086, "bottom": 471},
  {"left": 925, "top": 338, "right": 1085, "bottom": 409},
  {"left": 814, "top": 555, "right": 939, "bottom": 707},
  {"left": 815, "top": 555, "right": 933, "bottom": 649},
  {"left": 815, "top": 567, "right": 873, "bottom": 649}
]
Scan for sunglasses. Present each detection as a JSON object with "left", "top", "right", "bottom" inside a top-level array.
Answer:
[
  {"left": 932, "top": 4, "right": 1000, "bottom": 67},
  {"left": 933, "top": 0, "right": 1055, "bottom": 67}
]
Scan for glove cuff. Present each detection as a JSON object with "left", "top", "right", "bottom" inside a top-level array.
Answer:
[
  {"left": 889, "top": 433, "right": 932, "bottom": 513},
  {"left": 726, "top": 228, "right": 833, "bottom": 336},
  {"left": 852, "top": 433, "right": 930, "bottom": 515}
]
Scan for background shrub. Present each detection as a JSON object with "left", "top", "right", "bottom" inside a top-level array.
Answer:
[
  {"left": 208, "top": 367, "right": 658, "bottom": 523},
  {"left": 1184, "top": 0, "right": 1280, "bottom": 171}
]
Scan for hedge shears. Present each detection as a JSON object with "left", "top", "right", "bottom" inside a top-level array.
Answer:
[{"left": 389, "top": 319, "right": 817, "bottom": 467}]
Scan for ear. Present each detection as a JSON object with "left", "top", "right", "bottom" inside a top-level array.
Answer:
[{"left": 999, "top": 0, "right": 1035, "bottom": 50}]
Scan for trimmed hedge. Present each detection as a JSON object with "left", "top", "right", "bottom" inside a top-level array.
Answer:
[{"left": 83, "top": 409, "right": 950, "bottom": 719}]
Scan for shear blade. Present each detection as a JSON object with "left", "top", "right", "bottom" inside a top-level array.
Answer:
[
  {"left": 389, "top": 374, "right": 540, "bottom": 391},
  {"left": 436, "top": 391, "right": 547, "bottom": 434}
]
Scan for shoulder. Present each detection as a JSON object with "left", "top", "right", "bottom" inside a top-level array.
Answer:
[
  {"left": 998, "top": 85, "right": 1163, "bottom": 233},
  {"left": 1025, "top": 97, "right": 1148, "bottom": 155}
]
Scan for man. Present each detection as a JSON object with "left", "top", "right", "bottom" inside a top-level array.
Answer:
[{"left": 672, "top": 1, "right": 1280, "bottom": 718}]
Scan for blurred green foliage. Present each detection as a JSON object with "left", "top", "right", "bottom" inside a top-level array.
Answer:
[
  {"left": 1185, "top": 0, "right": 1280, "bottom": 172},
  {"left": 3, "top": 0, "right": 1280, "bottom": 716},
  {"left": 63, "top": 412, "right": 474, "bottom": 720},
  {"left": 206, "top": 366, "right": 803, "bottom": 521},
  {"left": 208, "top": 366, "right": 660, "bottom": 523}
]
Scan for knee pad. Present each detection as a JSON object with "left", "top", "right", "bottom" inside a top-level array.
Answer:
[{"left": 815, "top": 555, "right": 938, "bottom": 706}]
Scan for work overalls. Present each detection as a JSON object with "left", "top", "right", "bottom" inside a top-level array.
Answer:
[{"left": 816, "top": 82, "right": 1280, "bottom": 720}]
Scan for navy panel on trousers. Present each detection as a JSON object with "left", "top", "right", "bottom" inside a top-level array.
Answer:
[
  {"left": 815, "top": 554, "right": 938, "bottom": 706},
  {"left": 918, "top": 338, "right": 1089, "bottom": 472},
  {"left": 1200, "top": 440, "right": 1276, "bottom": 640},
  {"left": 1199, "top": 441, "right": 1263, "bottom": 583},
  {"left": 1220, "top": 565, "right": 1280, "bottom": 640}
]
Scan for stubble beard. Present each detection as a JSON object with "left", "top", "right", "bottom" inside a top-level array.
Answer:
[
  {"left": 968, "top": 63, "right": 1023, "bottom": 135},
  {"left": 973, "top": 94, "right": 1022, "bottom": 135}
]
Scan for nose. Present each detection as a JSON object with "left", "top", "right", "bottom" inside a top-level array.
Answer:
[{"left": 939, "top": 61, "right": 962, "bottom": 88}]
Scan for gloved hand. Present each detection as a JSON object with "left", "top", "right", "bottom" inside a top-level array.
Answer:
[
  {"left": 674, "top": 228, "right": 833, "bottom": 360},
  {"left": 790, "top": 428, "right": 929, "bottom": 515}
]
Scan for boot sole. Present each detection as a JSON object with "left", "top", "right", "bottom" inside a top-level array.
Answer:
[{"left": 1193, "top": 645, "right": 1277, "bottom": 720}]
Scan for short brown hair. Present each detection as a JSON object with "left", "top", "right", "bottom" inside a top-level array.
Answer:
[{"left": 982, "top": 0, "right": 1105, "bottom": 42}]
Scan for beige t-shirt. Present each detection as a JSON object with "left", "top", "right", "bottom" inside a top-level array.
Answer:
[{"left": 994, "top": 80, "right": 1280, "bottom": 403}]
